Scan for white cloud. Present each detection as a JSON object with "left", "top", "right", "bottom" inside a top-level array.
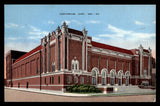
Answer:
[
  {"left": 29, "top": 25, "right": 40, "bottom": 32},
  {"left": 108, "top": 24, "right": 132, "bottom": 36},
  {"left": 5, "top": 23, "right": 25, "bottom": 29},
  {"left": 61, "top": 20, "right": 82, "bottom": 25},
  {"left": 5, "top": 23, "right": 19, "bottom": 28},
  {"left": 86, "top": 20, "right": 101, "bottom": 24},
  {"left": 61, "top": 20, "right": 71, "bottom": 25},
  {"left": 5, "top": 41, "right": 39, "bottom": 54},
  {"left": 132, "top": 32, "right": 155, "bottom": 38},
  {"left": 71, "top": 20, "right": 82, "bottom": 25},
  {"left": 28, "top": 25, "right": 49, "bottom": 39},
  {"left": 153, "top": 20, "right": 156, "bottom": 24},
  {"left": 48, "top": 21, "right": 55, "bottom": 24},
  {"left": 92, "top": 37, "right": 101, "bottom": 41},
  {"left": 101, "top": 24, "right": 155, "bottom": 39},
  {"left": 135, "top": 21, "right": 145, "bottom": 25},
  {"left": 6, "top": 37, "right": 21, "bottom": 40},
  {"left": 97, "top": 24, "right": 155, "bottom": 55}
]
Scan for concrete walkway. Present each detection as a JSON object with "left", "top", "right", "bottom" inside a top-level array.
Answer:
[{"left": 5, "top": 87, "right": 156, "bottom": 97}]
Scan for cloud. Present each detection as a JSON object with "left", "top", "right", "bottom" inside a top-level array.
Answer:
[
  {"left": 92, "top": 37, "right": 101, "bottom": 41},
  {"left": 5, "top": 23, "right": 25, "bottom": 29},
  {"left": 108, "top": 24, "right": 132, "bottom": 35},
  {"left": 5, "top": 23, "right": 18, "bottom": 28},
  {"left": 61, "top": 20, "right": 71, "bottom": 25},
  {"left": 48, "top": 21, "right": 55, "bottom": 24},
  {"left": 96, "top": 24, "right": 155, "bottom": 54},
  {"left": 135, "top": 21, "right": 145, "bottom": 25},
  {"left": 29, "top": 25, "right": 40, "bottom": 32},
  {"left": 153, "top": 20, "right": 156, "bottom": 24},
  {"left": 6, "top": 37, "right": 21, "bottom": 40},
  {"left": 5, "top": 41, "right": 39, "bottom": 54},
  {"left": 131, "top": 32, "right": 155, "bottom": 38},
  {"left": 28, "top": 25, "right": 49, "bottom": 39},
  {"left": 61, "top": 20, "right": 82, "bottom": 25},
  {"left": 71, "top": 20, "right": 82, "bottom": 25},
  {"left": 86, "top": 20, "right": 101, "bottom": 24},
  {"left": 100, "top": 24, "right": 155, "bottom": 39}
]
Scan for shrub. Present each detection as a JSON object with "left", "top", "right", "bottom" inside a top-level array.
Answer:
[{"left": 67, "top": 84, "right": 102, "bottom": 93}]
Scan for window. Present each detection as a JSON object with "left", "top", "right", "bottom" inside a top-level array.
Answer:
[
  {"left": 52, "top": 62, "right": 55, "bottom": 72},
  {"left": 71, "top": 59, "right": 79, "bottom": 70},
  {"left": 74, "top": 76, "right": 78, "bottom": 84},
  {"left": 110, "top": 70, "right": 115, "bottom": 86},
  {"left": 88, "top": 54, "right": 90, "bottom": 68},
  {"left": 92, "top": 70, "right": 97, "bottom": 85},
  {"left": 52, "top": 76, "right": 54, "bottom": 84},
  {"left": 144, "top": 70, "right": 147, "bottom": 77},
  {"left": 118, "top": 71, "right": 123, "bottom": 86},
  {"left": 87, "top": 75, "right": 89, "bottom": 83},
  {"left": 67, "top": 76, "right": 72, "bottom": 84},
  {"left": 101, "top": 71, "right": 106, "bottom": 85},
  {"left": 80, "top": 77, "right": 84, "bottom": 84},
  {"left": 50, "top": 77, "right": 52, "bottom": 84},
  {"left": 72, "top": 64, "right": 74, "bottom": 70},
  {"left": 58, "top": 76, "right": 60, "bottom": 84},
  {"left": 125, "top": 71, "right": 130, "bottom": 86}
]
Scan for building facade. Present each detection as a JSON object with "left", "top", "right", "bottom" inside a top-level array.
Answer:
[{"left": 6, "top": 22, "right": 153, "bottom": 92}]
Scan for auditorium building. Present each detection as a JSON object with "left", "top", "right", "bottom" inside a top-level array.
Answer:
[{"left": 5, "top": 22, "right": 153, "bottom": 92}]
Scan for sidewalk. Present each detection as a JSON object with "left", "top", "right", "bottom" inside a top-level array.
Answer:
[{"left": 5, "top": 87, "right": 156, "bottom": 97}]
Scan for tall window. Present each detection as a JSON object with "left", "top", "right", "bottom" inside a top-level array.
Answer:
[
  {"left": 80, "top": 77, "right": 84, "bottom": 84},
  {"left": 67, "top": 76, "right": 72, "bottom": 84},
  {"left": 144, "top": 69, "right": 147, "bottom": 77},
  {"left": 92, "top": 70, "right": 97, "bottom": 85},
  {"left": 101, "top": 70, "right": 106, "bottom": 85},
  {"left": 52, "top": 62, "right": 55, "bottom": 72},
  {"left": 74, "top": 76, "right": 78, "bottom": 84},
  {"left": 58, "top": 76, "right": 60, "bottom": 84},
  {"left": 125, "top": 71, "right": 130, "bottom": 86},
  {"left": 71, "top": 59, "right": 79, "bottom": 70},
  {"left": 110, "top": 70, "right": 115, "bottom": 86},
  {"left": 118, "top": 71, "right": 123, "bottom": 86},
  {"left": 52, "top": 76, "right": 54, "bottom": 84}
]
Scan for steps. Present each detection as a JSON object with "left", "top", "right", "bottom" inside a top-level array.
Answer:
[{"left": 115, "top": 86, "right": 156, "bottom": 94}]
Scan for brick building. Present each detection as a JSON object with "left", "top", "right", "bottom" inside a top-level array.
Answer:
[{"left": 5, "top": 22, "right": 153, "bottom": 92}]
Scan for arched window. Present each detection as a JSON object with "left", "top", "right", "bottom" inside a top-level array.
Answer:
[
  {"left": 101, "top": 69, "right": 107, "bottom": 85},
  {"left": 125, "top": 71, "right": 130, "bottom": 86},
  {"left": 110, "top": 70, "right": 116, "bottom": 86},
  {"left": 71, "top": 59, "right": 79, "bottom": 70},
  {"left": 118, "top": 70, "right": 123, "bottom": 86},
  {"left": 74, "top": 76, "right": 78, "bottom": 84},
  {"left": 92, "top": 70, "right": 97, "bottom": 85}
]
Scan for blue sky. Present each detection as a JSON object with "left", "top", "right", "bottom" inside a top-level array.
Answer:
[{"left": 5, "top": 5, "right": 156, "bottom": 58}]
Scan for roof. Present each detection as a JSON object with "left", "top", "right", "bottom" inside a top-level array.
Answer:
[
  {"left": 68, "top": 28, "right": 83, "bottom": 35},
  {"left": 143, "top": 49, "right": 149, "bottom": 53},
  {"left": 14, "top": 45, "right": 42, "bottom": 64},
  {"left": 91, "top": 41, "right": 133, "bottom": 55}
]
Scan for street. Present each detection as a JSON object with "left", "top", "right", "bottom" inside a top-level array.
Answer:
[{"left": 5, "top": 88, "right": 156, "bottom": 102}]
